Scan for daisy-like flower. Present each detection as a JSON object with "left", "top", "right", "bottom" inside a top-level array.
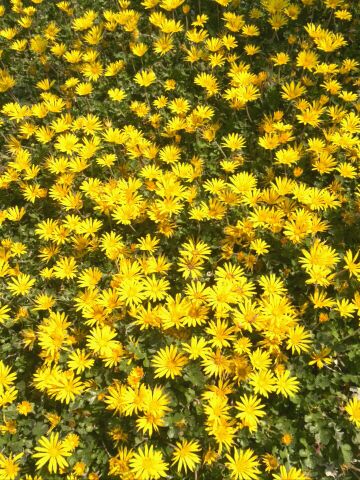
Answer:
[
  {"left": 249, "top": 370, "right": 276, "bottom": 397},
  {"left": 0, "top": 361, "right": 17, "bottom": 390},
  {"left": 134, "top": 69, "right": 156, "bottom": 87},
  {"left": 221, "top": 133, "right": 246, "bottom": 151},
  {"left": 271, "top": 52, "right": 290, "bottom": 66},
  {"left": 129, "top": 445, "right": 168, "bottom": 480},
  {"left": 0, "top": 452, "right": 23, "bottom": 480},
  {"left": 345, "top": 397, "right": 360, "bottom": 428},
  {"left": 225, "top": 448, "right": 261, "bottom": 480},
  {"left": 17, "top": 400, "right": 33, "bottom": 416},
  {"left": 274, "top": 370, "right": 300, "bottom": 398},
  {"left": 272, "top": 465, "right": 307, "bottom": 480},
  {"left": 86, "top": 325, "right": 118, "bottom": 357},
  {"left": 47, "top": 370, "right": 84, "bottom": 404},
  {"left": 286, "top": 325, "right": 312, "bottom": 354},
  {"left": 172, "top": 439, "right": 201, "bottom": 473},
  {"left": 235, "top": 394, "right": 266, "bottom": 427},
  {"left": 54, "top": 133, "right": 79, "bottom": 154},
  {"left": 7, "top": 273, "right": 35, "bottom": 296},
  {"left": 32, "top": 432, "right": 72, "bottom": 474},
  {"left": 152, "top": 345, "right": 187, "bottom": 379},
  {"left": 108, "top": 87, "right": 126, "bottom": 101}
]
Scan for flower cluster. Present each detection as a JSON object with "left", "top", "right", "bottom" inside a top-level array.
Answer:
[{"left": 0, "top": 0, "right": 360, "bottom": 479}]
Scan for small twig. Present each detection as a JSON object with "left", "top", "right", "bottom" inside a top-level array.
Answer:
[
  {"left": 214, "top": 141, "right": 227, "bottom": 158},
  {"left": 340, "top": 328, "right": 360, "bottom": 342},
  {"left": 245, "top": 105, "right": 253, "bottom": 123},
  {"left": 101, "top": 439, "right": 111, "bottom": 458}
]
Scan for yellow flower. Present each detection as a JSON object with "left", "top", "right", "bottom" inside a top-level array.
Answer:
[
  {"left": 134, "top": 69, "right": 156, "bottom": 87},
  {"left": 117, "top": 278, "right": 147, "bottom": 306},
  {"left": 47, "top": 370, "right": 84, "bottom": 404},
  {"left": 275, "top": 370, "right": 300, "bottom": 397},
  {"left": 335, "top": 9, "right": 352, "bottom": 20},
  {"left": 68, "top": 349, "right": 95, "bottom": 374},
  {"left": 206, "top": 419, "right": 236, "bottom": 453},
  {"left": 194, "top": 72, "right": 219, "bottom": 96},
  {"left": 281, "top": 81, "right": 307, "bottom": 100},
  {"left": 142, "top": 275, "right": 170, "bottom": 301},
  {"left": 221, "top": 133, "right": 246, "bottom": 151},
  {"left": 136, "top": 386, "right": 171, "bottom": 435},
  {"left": 108, "top": 87, "right": 126, "bottom": 101},
  {"left": 164, "top": 79, "right": 176, "bottom": 90},
  {"left": 73, "top": 461, "right": 86, "bottom": 475},
  {"left": 131, "top": 42, "right": 148, "bottom": 56},
  {"left": 109, "top": 446, "right": 133, "bottom": 476},
  {"left": 153, "top": 34, "right": 174, "bottom": 55},
  {"left": 241, "top": 24, "right": 260, "bottom": 36},
  {"left": 250, "top": 239, "right": 269, "bottom": 255},
  {"left": 249, "top": 370, "right": 276, "bottom": 397},
  {"left": 0, "top": 452, "right": 23, "bottom": 480},
  {"left": 86, "top": 325, "right": 118, "bottom": 357},
  {"left": 172, "top": 439, "right": 201, "bottom": 473},
  {"left": 53, "top": 256, "right": 78, "bottom": 279},
  {"left": 130, "top": 445, "right": 168, "bottom": 480},
  {"left": 0, "top": 361, "right": 17, "bottom": 391},
  {"left": 344, "top": 250, "right": 360, "bottom": 279},
  {"left": 33, "top": 293, "right": 55, "bottom": 311},
  {"left": 262, "top": 453, "right": 279, "bottom": 472},
  {"left": 105, "top": 59, "right": 125, "bottom": 76},
  {"left": 225, "top": 448, "right": 261, "bottom": 480},
  {"left": 7, "top": 273, "right": 35, "bottom": 296},
  {"left": 63, "top": 433, "right": 80, "bottom": 451},
  {"left": 152, "top": 345, "right": 187, "bottom": 379},
  {"left": 296, "top": 50, "right": 318, "bottom": 70},
  {"left": 55, "top": 133, "right": 79, "bottom": 155},
  {"left": 17, "top": 400, "right": 33, "bottom": 415},
  {"left": 345, "top": 397, "right": 360, "bottom": 428},
  {"left": 0, "top": 69, "right": 16, "bottom": 92},
  {"left": 32, "top": 432, "right": 72, "bottom": 474},
  {"left": 182, "top": 336, "right": 210, "bottom": 359},
  {"left": 203, "top": 447, "right": 219, "bottom": 465},
  {"left": 205, "top": 319, "right": 235, "bottom": 348},
  {"left": 159, "top": 144, "right": 181, "bottom": 163},
  {"left": 235, "top": 394, "right": 266, "bottom": 430},
  {"left": 335, "top": 298, "right": 356, "bottom": 318},
  {"left": 281, "top": 433, "right": 293, "bottom": 446},
  {"left": 75, "top": 82, "right": 93, "bottom": 95},
  {"left": 286, "top": 326, "right": 312, "bottom": 354},
  {"left": 337, "top": 162, "right": 357, "bottom": 178},
  {"left": 201, "top": 349, "right": 231, "bottom": 378},
  {"left": 0, "top": 304, "right": 10, "bottom": 324},
  {"left": 308, "top": 348, "right": 332, "bottom": 368},
  {"left": 273, "top": 465, "right": 307, "bottom": 480},
  {"left": 244, "top": 44, "right": 260, "bottom": 55}
]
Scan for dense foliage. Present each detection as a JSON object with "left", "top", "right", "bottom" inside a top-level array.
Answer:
[{"left": 0, "top": 0, "right": 360, "bottom": 479}]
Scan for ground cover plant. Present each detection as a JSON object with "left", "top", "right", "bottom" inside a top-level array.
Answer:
[{"left": 0, "top": 0, "right": 360, "bottom": 478}]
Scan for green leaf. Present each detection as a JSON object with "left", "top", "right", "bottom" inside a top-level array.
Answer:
[
  {"left": 32, "top": 422, "right": 47, "bottom": 438},
  {"left": 340, "top": 443, "right": 353, "bottom": 464},
  {"left": 183, "top": 364, "right": 206, "bottom": 387}
]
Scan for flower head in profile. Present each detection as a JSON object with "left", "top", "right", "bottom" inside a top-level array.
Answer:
[
  {"left": 135, "top": 69, "right": 156, "bottom": 87},
  {"left": 272, "top": 465, "right": 308, "bottom": 480},
  {"left": 221, "top": 133, "right": 246, "bottom": 151}
]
